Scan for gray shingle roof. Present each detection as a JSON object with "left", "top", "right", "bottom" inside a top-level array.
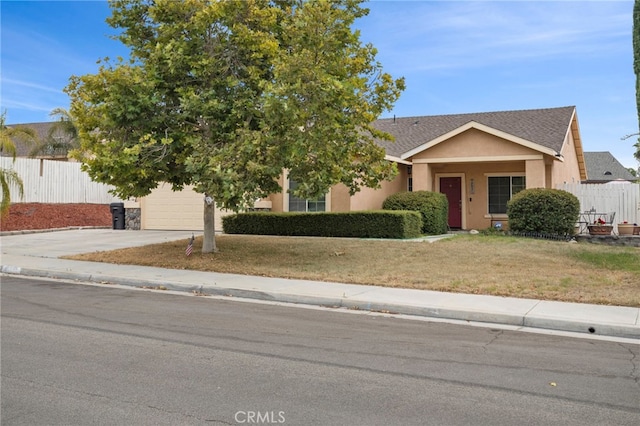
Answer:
[
  {"left": 9, "top": 107, "right": 580, "bottom": 162},
  {"left": 2, "top": 122, "right": 55, "bottom": 157},
  {"left": 583, "top": 151, "right": 636, "bottom": 182},
  {"left": 372, "top": 106, "right": 576, "bottom": 158}
]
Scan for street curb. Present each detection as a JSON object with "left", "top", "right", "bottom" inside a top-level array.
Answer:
[
  {"left": 3, "top": 265, "right": 639, "bottom": 340},
  {"left": 0, "top": 226, "right": 110, "bottom": 237}
]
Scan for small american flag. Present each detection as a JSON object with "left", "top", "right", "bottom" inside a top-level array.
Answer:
[{"left": 186, "top": 234, "right": 194, "bottom": 256}]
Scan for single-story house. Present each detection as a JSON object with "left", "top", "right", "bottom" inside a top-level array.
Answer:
[
  {"left": 7, "top": 106, "right": 590, "bottom": 231},
  {"left": 140, "top": 105, "right": 587, "bottom": 231},
  {"left": 582, "top": 151, "right": 636, "bottom": 184}
]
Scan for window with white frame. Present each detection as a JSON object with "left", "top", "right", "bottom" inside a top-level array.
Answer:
[
  {"left": 488, "top": 176, "right": 525, "bottom": 214},
  {"left": 288, "top": 179, "right": 326, "bottom": 212}
]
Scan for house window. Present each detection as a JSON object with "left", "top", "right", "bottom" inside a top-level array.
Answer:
[
  {"left": 488, "top": 176, "right": 525, "bottom": 214},
  {"left": 288, "top": 179, "right": 326, "bottom": 212},
  {"left": 408, "top": 177, "right": 413, "bottom": 192}
]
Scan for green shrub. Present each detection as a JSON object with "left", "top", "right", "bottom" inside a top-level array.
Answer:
[
  {"left": 222, "top": 210, "right": 422, "bottom": 239},
  {"left": 382, "top": 191, "right": 448, "bottom": 235},
  {"left": 507, "top": 188, "right": 580, "bottom": 235}
]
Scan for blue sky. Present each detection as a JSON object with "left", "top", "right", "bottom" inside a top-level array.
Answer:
[{"left": 1, "top": 0, "right": 638, "bottom": 169}]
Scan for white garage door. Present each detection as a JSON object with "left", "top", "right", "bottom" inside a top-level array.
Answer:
[{"left": 141, "top": 184, "right": 232, "bottom": 231}]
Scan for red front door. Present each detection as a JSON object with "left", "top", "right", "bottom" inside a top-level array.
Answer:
[{"left": 440, "top": 177, "right": 462, "bottom": 228}]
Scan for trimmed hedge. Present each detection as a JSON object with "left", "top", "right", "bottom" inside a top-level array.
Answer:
[
  {"left": 222, "top": 211, "right": 423, "bottom": 239},
  {"left": 382, "top": 191, "right": 449, "bottom": 235},
  {"left": 507, "top": 188, "right": 580, "bottom": 235}
]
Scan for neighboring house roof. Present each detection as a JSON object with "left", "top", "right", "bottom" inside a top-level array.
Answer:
[
  {"left": 2, "top": 122, "right": 65, "bottom": 158},
  {"left": 372, "top": 106, "right": 577, "bottom": 159},
  {"left": 583, "top": 151, "right": 636, "bottom": 183}
]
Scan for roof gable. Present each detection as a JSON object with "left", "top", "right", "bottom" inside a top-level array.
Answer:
[{"left": 400, "top": 120, "right": 559, "bottom": 160}]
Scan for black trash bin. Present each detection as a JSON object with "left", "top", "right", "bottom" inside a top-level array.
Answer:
[{"left": 110, "top": 202, "right": 125, "bottom": 230}]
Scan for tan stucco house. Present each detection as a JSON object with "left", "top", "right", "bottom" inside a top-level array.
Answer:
[{"left": 140, "top": 105, "right": 587, "bottom": 231}]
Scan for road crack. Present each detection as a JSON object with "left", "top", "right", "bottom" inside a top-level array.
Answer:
[
  {"left": 618, "top": 342, "right": 640, "bottom": 388},
  {"left": 482, "top": 329, "right": 504, "bottom": 351}
]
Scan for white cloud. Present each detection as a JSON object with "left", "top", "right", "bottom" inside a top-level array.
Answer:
[
  {"left": 2, "top": 78, "right": 63, "bottom": 94},
  {"left": 361, "top": 1, "right": 631, "bottom": 73}
]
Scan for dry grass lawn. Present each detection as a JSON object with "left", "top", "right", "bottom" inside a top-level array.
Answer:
[{"left": 65, "top": 234, "right": 640, "bottom": 307}]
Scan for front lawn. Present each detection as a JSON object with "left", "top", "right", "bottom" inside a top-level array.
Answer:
[{"left": 65, "top": 234, "right": 640, "bottom": 307}]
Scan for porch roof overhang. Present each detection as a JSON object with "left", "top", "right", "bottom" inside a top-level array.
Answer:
[
  {"left": 384, "top": 154, "right": 412, "bottom": 165},
  {"left": 399, "top": 121, "right": 559, "bottom": 161}
]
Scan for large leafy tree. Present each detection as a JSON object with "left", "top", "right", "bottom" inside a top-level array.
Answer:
[
  {"left": 67, "top": 0, "right": 404, "bottom": 252},
  {"left": 0, "top": 111, "right": 37, "bottom": 215}
]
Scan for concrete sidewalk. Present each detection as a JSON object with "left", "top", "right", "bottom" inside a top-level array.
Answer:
[{"left": 1, "top": 229, "right": 639, "bottom": 340}]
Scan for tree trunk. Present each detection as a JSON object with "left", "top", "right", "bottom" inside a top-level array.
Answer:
[{"left": 202, "top": 194, "right": 217, "bottom": 253}]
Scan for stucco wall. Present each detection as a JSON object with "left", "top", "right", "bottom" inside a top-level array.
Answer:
[
  {"left": 350, "top": 165, "right": 408, "bottom": 211},
  {"left": 553, "top": 127, "right": 582, "bottom": 185},
  {"left": 525, "top": 159, "right": 546, "bottom": 188},
  {"left": 331, "top": 184, "right": 351, "bottom": 212},
  {"left": 267, "top": 174, "right": 286, "bottom": 213},
  {"left": 413, "top": 128, "right": 536, "bottom": 160}
]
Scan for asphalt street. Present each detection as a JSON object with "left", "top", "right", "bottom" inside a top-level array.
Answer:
[
  {"left": 2, "top": 276, "right": 639, "bottom": 425},
  {"left": 2, "top": 229, "right": 639, "bottom": 339}
]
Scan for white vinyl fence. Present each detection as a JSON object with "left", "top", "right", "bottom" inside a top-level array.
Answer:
[
  {"left": 1, "top": 157, "right": 123, "bottom": 204},
  {"left": 559, "top": 182, "right": 640, "bottom": 229}
]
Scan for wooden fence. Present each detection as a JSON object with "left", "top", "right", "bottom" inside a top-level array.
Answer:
[
  {"left": 1, "top": 157, "right": 123, "bottom": 204},
  {"left": 559, "top": 182, "right": 640, "bottom": 229}
]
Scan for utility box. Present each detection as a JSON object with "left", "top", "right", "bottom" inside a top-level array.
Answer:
[{"left": 110, "top": 202, "right": 125, "bottom": 230}]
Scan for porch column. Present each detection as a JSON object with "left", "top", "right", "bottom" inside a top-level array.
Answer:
[
  {"left": 412, "top": 163, "right": 433, "bottom": 191},
  {"left": 525, "top": 159, "right": 546, "bottom": 189}
]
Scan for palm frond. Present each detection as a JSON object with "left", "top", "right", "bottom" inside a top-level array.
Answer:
[
  {"left": 48, "top": 108, "right": 78, "bottom": 140},
  {"left": 0, "top": 167, "right": 24, "bottom": 216},
  {"left": 0, "top": 111, "right": 38, "bottom": 159},
  {"left": 28, "top": 136, "right": 75, "bottom": 158},
  {"left": 26, "top": 107, "right": 80, "bottom": 158}
]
